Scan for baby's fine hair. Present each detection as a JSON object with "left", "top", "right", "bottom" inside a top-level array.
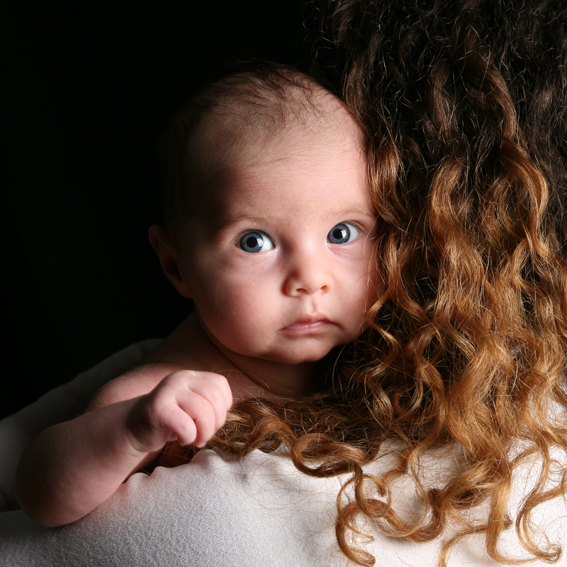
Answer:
[{"left": 158, "top": 60, "right": 336, "bottom": 231}]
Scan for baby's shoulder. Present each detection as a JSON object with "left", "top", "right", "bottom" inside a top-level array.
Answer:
[{"left": 86, "top": 362, "right": 185, "bottom": 412}]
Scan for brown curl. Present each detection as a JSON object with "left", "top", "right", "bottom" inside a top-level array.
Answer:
[{"left": 205, "top": 1, "right": 567, "bottom": 565}]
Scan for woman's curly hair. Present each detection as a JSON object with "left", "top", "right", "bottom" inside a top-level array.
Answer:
[{"left": 205, "top": 1, "right": 567, "bottom": 565}]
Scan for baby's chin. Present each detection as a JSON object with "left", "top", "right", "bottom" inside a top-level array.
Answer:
[{"left": 259, "top": 345, "right": 341, "bottom": 366}]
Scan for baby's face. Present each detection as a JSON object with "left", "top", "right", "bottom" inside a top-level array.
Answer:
[{"left": 174, "top": 116, "right": 378, "bottom": 367}]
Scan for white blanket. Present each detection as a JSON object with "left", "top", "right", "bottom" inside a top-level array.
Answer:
[{"left": 1, "top": 343, "right": 566, "bottom": 566}]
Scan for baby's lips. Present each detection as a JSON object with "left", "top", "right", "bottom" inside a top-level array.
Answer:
[
  {"left": 281, "top": 314, "right": 333, "bottom": 334},
  {"left": 284, "top": 312, "right": 330, "bottom": 326}
]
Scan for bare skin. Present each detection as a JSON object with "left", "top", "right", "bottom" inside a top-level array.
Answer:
[
  {"left": 15, "top": 89, "right": 377, "bottom": 528},
  {"left": 15, "top": 312, "right": 321, "bottom": 527}
]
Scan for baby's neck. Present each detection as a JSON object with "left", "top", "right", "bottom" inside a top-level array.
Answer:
[{"left": 145, "top": 313, "right": 317, "bottom": 402}]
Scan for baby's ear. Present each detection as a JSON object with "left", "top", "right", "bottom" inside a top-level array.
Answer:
[{"left": 148, "top": 225, "right": 192, "bottom": 298}]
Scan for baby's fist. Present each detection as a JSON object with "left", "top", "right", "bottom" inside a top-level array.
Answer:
[{"left": 126, "top": 370, "right": 232, "bottom": 453}]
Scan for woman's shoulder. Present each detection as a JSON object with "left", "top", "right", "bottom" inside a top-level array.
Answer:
[{"left": 2, "top": 445, "right": 565, "bottom": 566}]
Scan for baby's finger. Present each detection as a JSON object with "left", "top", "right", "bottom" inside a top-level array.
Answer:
[
  {"left": 159, "top": 403, "right": 198, "bottom": 447},
  {"left": 173, "top": 391, "right": 218, "bottom": 447},
  {"left": 181, "top": 372, "right": 232, "bottom": 430}
]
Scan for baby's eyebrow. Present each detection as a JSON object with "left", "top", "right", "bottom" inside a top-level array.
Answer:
[
  {"left": 213, "top": 213, "right": 270, "bottom": 232},
  {"left": 334, "top": 207, "right": 377, "bottom": 220},
  {"left": 213, "top": 206, "right": 377, "bottom": 232}
]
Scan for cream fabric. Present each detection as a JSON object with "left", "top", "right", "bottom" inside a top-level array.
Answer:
[{"left": 0, "top": 342, "right": 566, "bottom": 566}]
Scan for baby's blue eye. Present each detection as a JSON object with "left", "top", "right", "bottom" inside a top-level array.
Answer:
[
  {"left": 239, "top": 231, "right": 275, "bottom": 253},
  {"left": 327, "top": 222, "right": 360, "bottom": 244}
]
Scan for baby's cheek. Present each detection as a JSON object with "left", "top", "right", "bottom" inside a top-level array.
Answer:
[
  {"left": 347, "top": 268, "right": 374, "bottom": 305},
  {"left": 202, "top": 287, "right": 261, "bottom": 333}
]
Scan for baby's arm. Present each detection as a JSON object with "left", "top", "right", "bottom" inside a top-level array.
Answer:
[{"left": 15, "top": 367, "right": 232, "bottom": 527}]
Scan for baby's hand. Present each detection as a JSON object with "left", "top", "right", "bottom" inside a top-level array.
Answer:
[{"left": 125, "top": 370, "right": 232, "bottom": 454}]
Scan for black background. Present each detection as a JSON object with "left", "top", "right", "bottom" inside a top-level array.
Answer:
[{"left": 1, "top": 1, "right": 309, "bottom": 419}]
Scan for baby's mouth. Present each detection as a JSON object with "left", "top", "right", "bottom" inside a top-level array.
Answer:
[{"left": 281, "top": 315, "right": 332, "bottom": 335}]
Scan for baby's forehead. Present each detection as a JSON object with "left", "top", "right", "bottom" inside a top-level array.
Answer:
[
  {"left": 178, "top": 87, "right": 367, "bottom": 230},
  {"left": 185, "top": 120, "right": 367, "bottom": 226}
]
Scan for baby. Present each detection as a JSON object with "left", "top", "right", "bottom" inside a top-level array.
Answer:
[{"left": 15, "top": 61, "right": 378, "bottom": 527}]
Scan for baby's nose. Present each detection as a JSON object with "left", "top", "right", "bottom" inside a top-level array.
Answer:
[{"left": 283, "top": 250, "right": 330, "bottom": 296}]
